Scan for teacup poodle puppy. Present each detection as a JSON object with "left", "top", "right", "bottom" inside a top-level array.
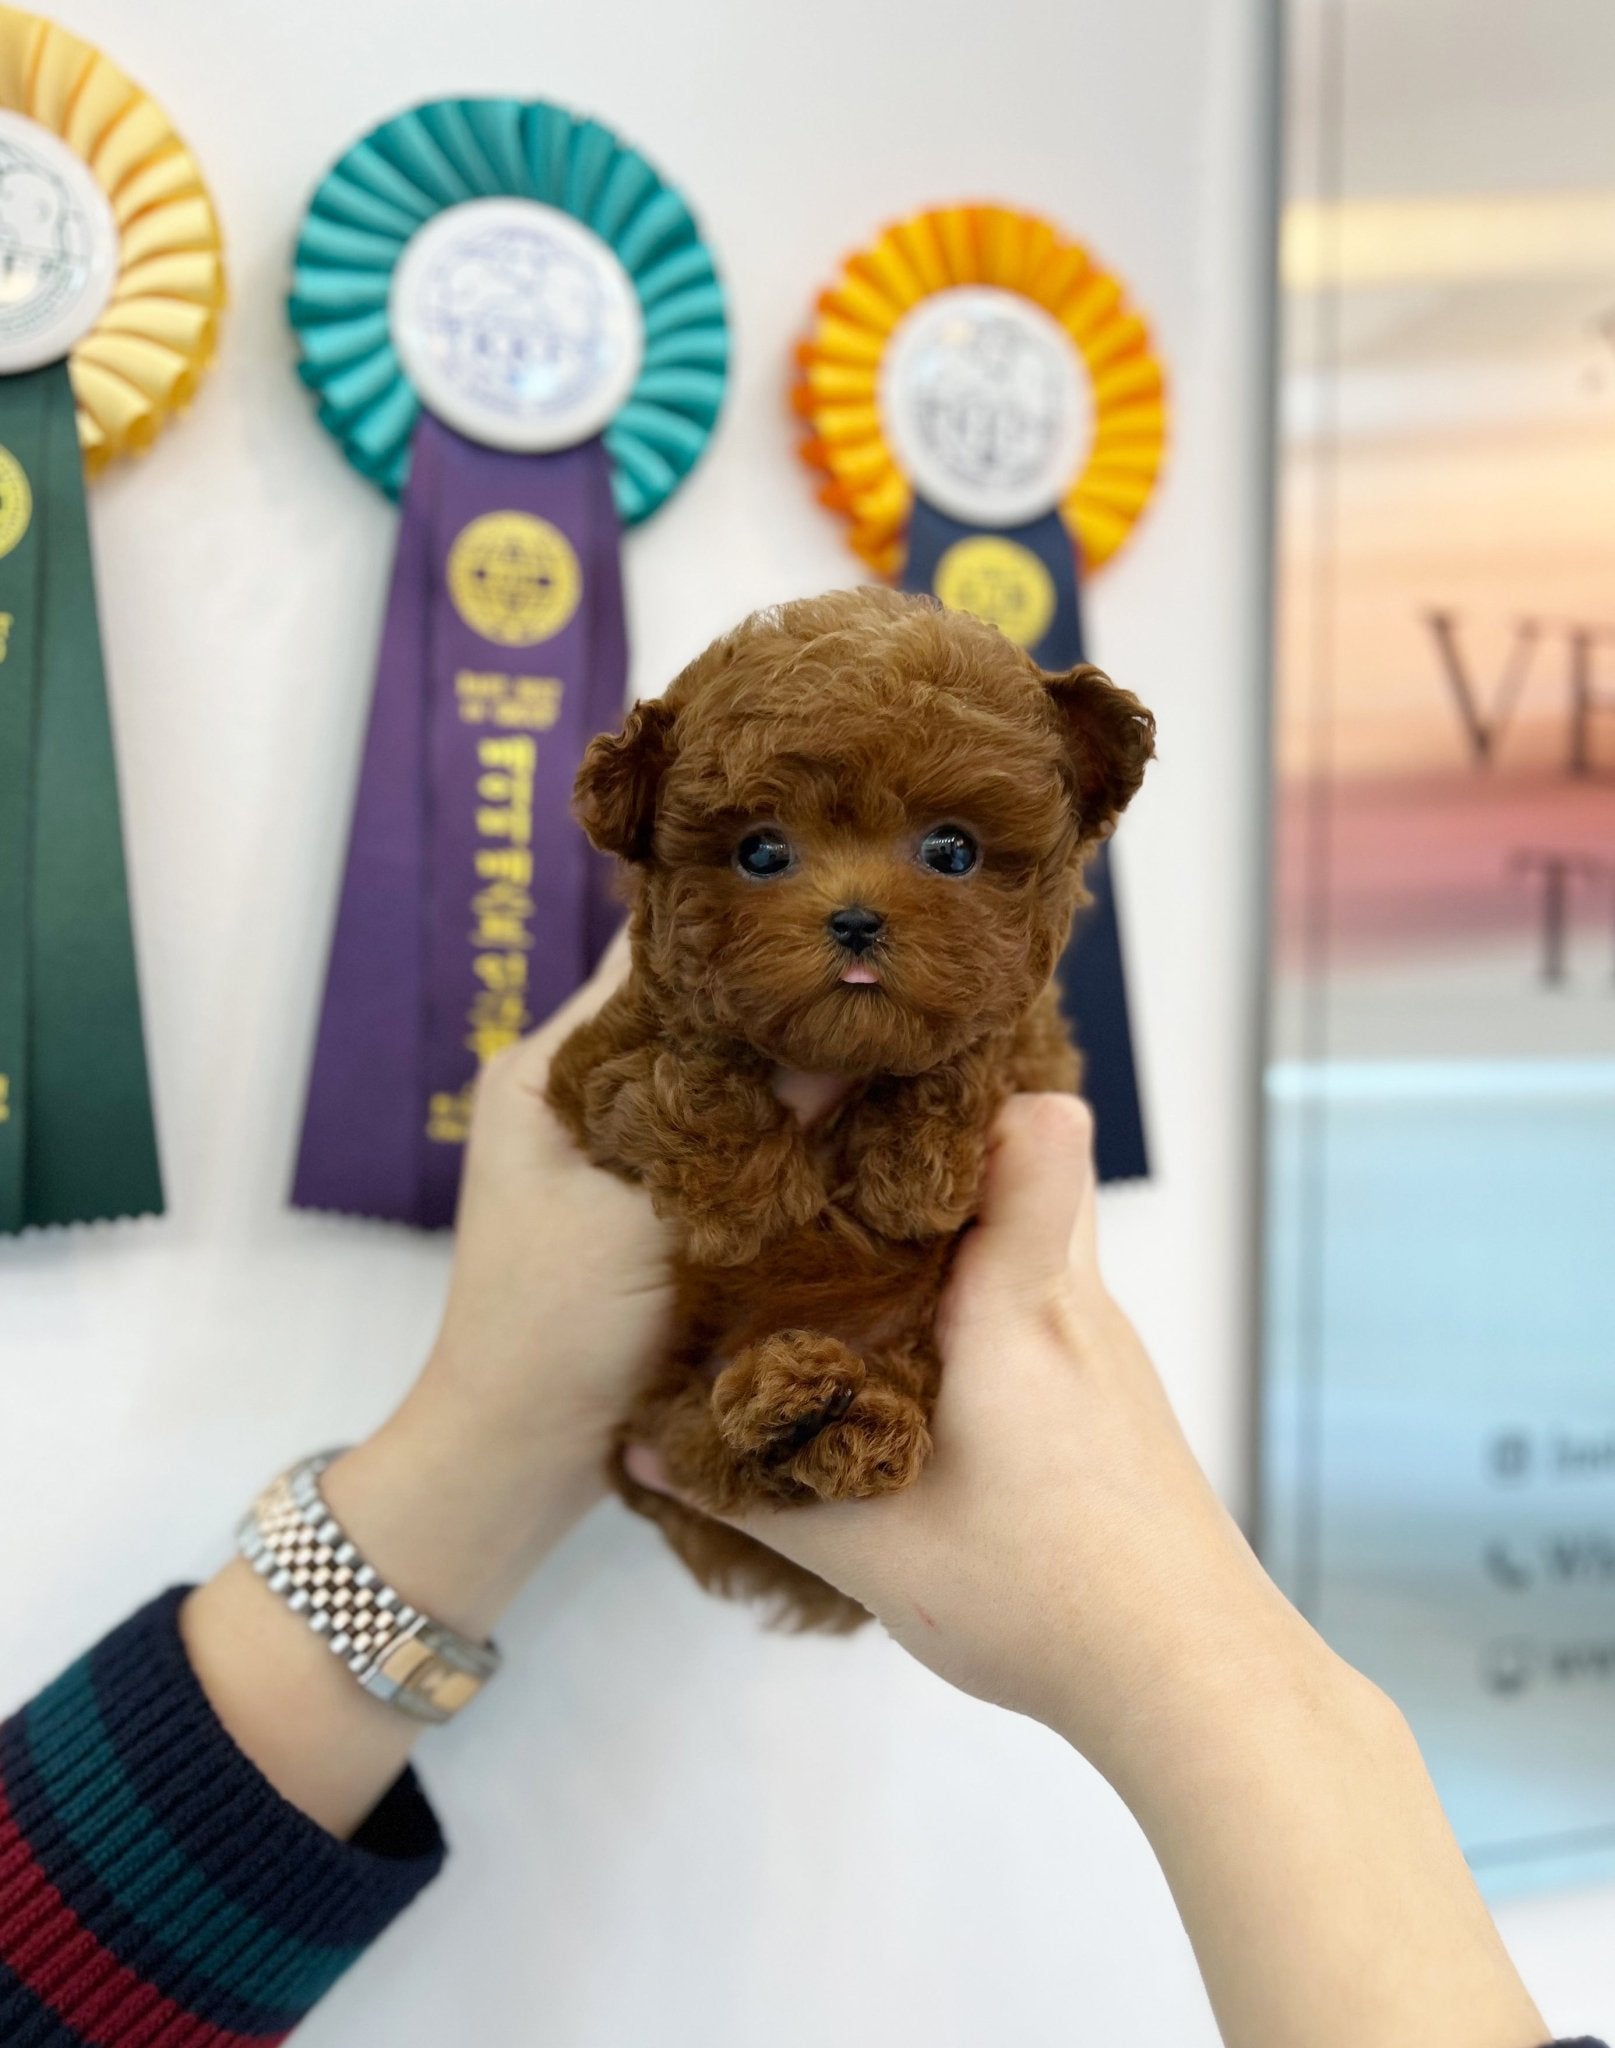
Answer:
[{"left": 547, "top": 586, "right": 1154, "bottom": 1629}]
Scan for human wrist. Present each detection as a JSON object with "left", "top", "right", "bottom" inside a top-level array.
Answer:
[
  {"left": 1041, "top": 1571, "right": 1365, "bottom": 1815},
  {"left": 415, "top": 1328, "right": 616, "bottom": 1476},
  {"left": 1101, "top": 1606, "right": 1392, "bottom": 1839},
  {"left": 1099, "top": 1614, "right": 1547, "bottom": 2048},
  {"left": 178, "top": 1349, "right": 613, "bottom": 1840},
  {"left": 319, "top": 1370, "right": 608, "bottom": 1642}
]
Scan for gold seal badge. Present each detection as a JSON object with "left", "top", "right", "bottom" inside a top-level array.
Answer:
[
  {"left": 932, "top": 535, "right": 1055, "bottom": 649},
  {"left": 0, "top": 443, "right": 31, "bottom": 559},
  {"left": 447, "top": 512, "right": 582, "bottom": 647}
]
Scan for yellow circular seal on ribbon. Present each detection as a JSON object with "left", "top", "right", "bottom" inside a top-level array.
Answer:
[
  {"left": 932, "top": 536, "right": 1055, "bottom": 649},
  {"left": 793, "top": 202, "right": 1166, "bottom": 579},
  {"left": 0, "top": 7, "right": 225, "bottom": 472},
  {"left": 447, "top": 512, "right": 582, "bottom": 647},
  {"left": 0, "top": 443, "right": 31, "bottom": 558}
]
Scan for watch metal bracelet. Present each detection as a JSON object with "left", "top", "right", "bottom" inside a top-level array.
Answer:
[{"left": 237, "top": 1449, "right": 501, "bottom": 1724}]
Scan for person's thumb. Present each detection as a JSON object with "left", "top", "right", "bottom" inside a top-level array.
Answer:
[{"left": 964, "top": 1092, "right": 1097, "bottom": 1291}]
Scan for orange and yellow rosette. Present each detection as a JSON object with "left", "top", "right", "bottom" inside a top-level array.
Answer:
[
  {"left": 794, "top": 201, "right": 1166, "bottom": 580},
  {"left": 0, "top": 4, "right": 224, "bottom": 470},
  {"left": 796, "top": 201, "right": 1164, "bottom": 1184}
]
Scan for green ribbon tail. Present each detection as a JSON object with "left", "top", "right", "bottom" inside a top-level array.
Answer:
[{"left": 0, "top": 362, "right": 163, "bottom": 1231}]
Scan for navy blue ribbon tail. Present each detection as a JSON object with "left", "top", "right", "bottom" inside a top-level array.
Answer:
[{"left": 903, "top": 495, "right": 1150, "bottom": 1183}]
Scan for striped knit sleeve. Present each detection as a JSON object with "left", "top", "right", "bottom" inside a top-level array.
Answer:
[{"left": 0, "top": 1586, "right": 445, "bottom": 2046}]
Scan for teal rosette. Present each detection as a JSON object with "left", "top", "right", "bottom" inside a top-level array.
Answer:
[
  {"left": 288, "top": 97, "right": 728, "bottom": 522},
  {"left": 289, "top": 98, "right": 727, "bottom": 1227}
]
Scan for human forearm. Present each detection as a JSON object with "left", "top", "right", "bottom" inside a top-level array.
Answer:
[
  {"left": 181, "top": 1363, "right": 607, "bottom": 1839},
  {"left": 183, "top": 952, "right": 673, "bottom": 1843},
  {"left": 1102, "top": 1619, "right": 1546, "bottom": 2048}
]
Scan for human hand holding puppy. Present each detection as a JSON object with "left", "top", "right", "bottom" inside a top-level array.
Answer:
[
  {"left": 627, "top": 1092, "right": 1550, "bottom": 2048},
  {"left": 629, "top": 1089, "right": 1295, "bottom": 1787},
  {"left": 627, "top": 1091, "right": 1266, "bottom": 1762},
  {"left": 548, "top": 586, "right": 1155, "bottom": 1625},
  {"left": 183, "top": 941, "right": 678, "bottom": 1838}
]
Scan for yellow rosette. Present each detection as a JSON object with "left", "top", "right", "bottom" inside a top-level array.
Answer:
[
  {"left": 793, "top": 201, "right": 1166, "bottom": 579},
  {"left": 0, "top": 10, "right": 224, "bottom": 1233},
  {"left": 0, "top": 4, "right": 224, "bottom": 471}
]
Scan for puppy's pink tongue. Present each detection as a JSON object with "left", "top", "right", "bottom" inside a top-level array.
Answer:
[{"left": 840, "top": 962, "right": 880, "bottom": 985}]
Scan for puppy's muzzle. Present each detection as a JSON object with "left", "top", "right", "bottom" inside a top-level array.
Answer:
[{"left": 827, "top": 905, "right": 884, "bottom": 956}]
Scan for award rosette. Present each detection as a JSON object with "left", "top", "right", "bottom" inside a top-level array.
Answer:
[
  {"left": 794, "top": 203, "right": 1167, "bottom": 1181},
  {"left": 0, "top": 8, "right": 223, "bottom": 1232},
  {"left": 288, "top": 99, "right": 727, "bottom": 1226}
]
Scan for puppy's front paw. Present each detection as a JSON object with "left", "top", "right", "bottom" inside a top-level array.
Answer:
[
  {"left": 785, "top": 1384, "right": 931, "bottom": 1502},
  {"left": 712, "top": 1334, "right": 931, "bottom": 1505},
  {"left": 713, "top": 1333, "right": 865, "bottom": 1460}
]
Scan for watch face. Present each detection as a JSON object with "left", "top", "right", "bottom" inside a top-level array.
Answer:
[
  {"left": 879, "top": 285, "right": 1092, "bottom": 528},
  {"left": 390, "top": 196, "right": 645, "bottom": 452},
  {"left": 0, "top": 111, "right": 118, "bottom": 374}
]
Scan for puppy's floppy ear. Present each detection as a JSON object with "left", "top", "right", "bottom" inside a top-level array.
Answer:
[
  {"left": 573, "top": 697, "right": 676, "bottom": 861},
  {"left": 1045, "top": 663, "right": 1155, "bottom": 840}
]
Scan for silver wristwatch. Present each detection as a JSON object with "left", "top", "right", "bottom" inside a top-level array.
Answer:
[{"left": 237, "top": 1450, "right": 501, "bottom": 1724}]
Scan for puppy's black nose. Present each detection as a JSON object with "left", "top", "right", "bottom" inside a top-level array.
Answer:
[{"left": 828, "top": 905, "right": 884, "bottom": 954}]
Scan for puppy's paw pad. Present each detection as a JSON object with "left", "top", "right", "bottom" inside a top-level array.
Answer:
[
  {"left": 712, "top": 1333, "right": 865, "bottom": 1460},
  {"left": 784, "top": 1387, "right": 931, "bottom": 1502}
]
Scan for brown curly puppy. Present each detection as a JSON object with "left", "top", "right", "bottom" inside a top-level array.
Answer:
[{"left": 547, "top": 586, "right": 1154, "bottom": 1629}]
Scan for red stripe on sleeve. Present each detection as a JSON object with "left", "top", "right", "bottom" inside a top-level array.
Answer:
[{"left": 0, "top": 1776, "right": 287, "bottom": 2048}]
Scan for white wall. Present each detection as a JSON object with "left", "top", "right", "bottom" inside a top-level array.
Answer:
[{"left": 0, "top": 0, "right": 1606, "bottom": 2041}]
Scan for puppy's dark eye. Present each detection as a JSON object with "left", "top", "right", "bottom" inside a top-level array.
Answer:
[
  {"left": 918, "top": 825, "right": 979, "bottom": 876},
  {"left": 736, "top": 829, "right": 793, "bottom": 879}
]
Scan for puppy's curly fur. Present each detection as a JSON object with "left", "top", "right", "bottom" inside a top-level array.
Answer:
[{"left": 548, "top": 587, "right": 1154, "bottom": 1629}]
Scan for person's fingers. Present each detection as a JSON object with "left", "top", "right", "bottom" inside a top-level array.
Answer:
[
  {"left": 967, "top": 1093, "right": 1097, "bottom": 1290},
  {"left": 621, "top": 1441, "right": 880, "bottom": 1598}
]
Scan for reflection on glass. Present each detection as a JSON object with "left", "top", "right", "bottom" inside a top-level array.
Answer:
[{"left": 1261, "top": 0, "right": 1615, "bottom": 1897}]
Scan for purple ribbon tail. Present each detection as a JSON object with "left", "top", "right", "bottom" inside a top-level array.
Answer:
[
  {"left": 293, "top": 417, "right": 629, "bottom": 1226},
  {"left": 581, "top": 446, "right": 631, "bottom": 965}
]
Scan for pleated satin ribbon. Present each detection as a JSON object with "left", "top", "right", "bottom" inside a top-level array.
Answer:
[
  {"left": 288, "top": 99, "right": 727, "bottom": 1225},
  {"left": 903, "top": 496, "right": 1149, "bottom": 1182},
  {"left": 796, "top": 203, "right": 1167, "bottom": 1181},
  {"left": 0, "top": 362, "right": 162, "bottom": 1230},
  {"left": 292, "top": 416, "right": 626, "bottom": 1227}
]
